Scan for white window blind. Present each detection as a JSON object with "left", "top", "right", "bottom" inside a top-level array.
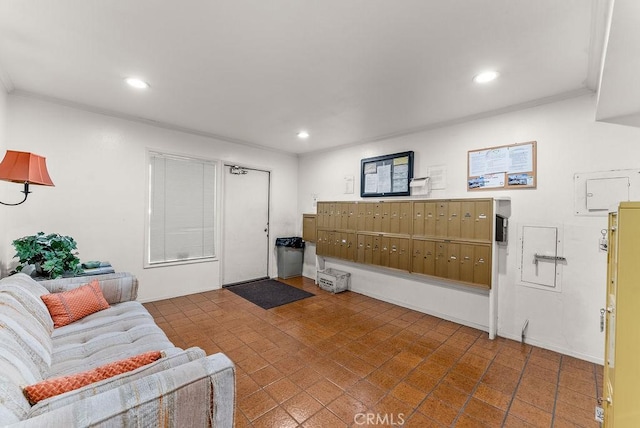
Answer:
[{"left": 147, "top": 152, "right": 216, "bottom": 265}]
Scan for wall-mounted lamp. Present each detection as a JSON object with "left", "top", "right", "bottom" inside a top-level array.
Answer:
[{"left": 0, "top": 150, "right": 54, "bottom": 206}]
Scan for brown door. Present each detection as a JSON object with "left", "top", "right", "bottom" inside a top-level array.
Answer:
[
  {"left": 413, "top": 202, "right": 425, "bottom": 236},
  {"left": 372, "top": 235, "right": 382, "bottom": 265},
  {"left": 380, "top": 236, "right": 390, "bottom": 267},
  {"left": 316, "top": 230, "right": 326, "bottom": 256},
  {"left": 357, "top": 234, "right": 366, "bottom": 263},
  {"left": 339, "top": 232, "right": 349, "bottom": 259},
  {"left": 447, "top": 243, "right": 460, "bottom": 280},
  {"left": 412, "top": 239, "right": 425, "bottom": 274},
  {"left": 473, "top": 245, "right": 491, "bottom": 287},
  {"left": 423, "top": 240, "right": 436, "bottom": 276},
  {"left": 339, "top": 203, "right": 349, "bottom": 230},
  {"left": 397, "top": 238, "right": 410, "bottom": 271},
  {"left": 316, "top": 202, "right": 325, "bottom": 229},
  {"left": 435, "top": 241, "right": 448, "bottom": 278},
  {"left": 435, "top": 202, "right": 448, "bottom": 237},
  {"left": 373, "top": 203, "right": 383, "bottom": 232},
  {"left": 460, "top": 201, "right": 475, "bottom": 240},
  {"left": 389, "top": 202, "right": 400, "bottom": 233},
  {"left": 347, "top": 203, "right": 357, "bottom": 230},
  {"left": 399, "top": 202, "right": 412, "bottom": 235},
  {"left": 364, "top": 235, "right": 373, "bottom": 264},
  {"left": 424, "top": 202, "right": 437, "bottom": 237},
  {"left": 356, "top": 203, "right": 366, "bottom": 231},
  {"left": 459, "top": 244, "right": 475, "bottom": 283},
  {"left": 332, "top": 232, "right": 341, "bottom": 258},
  {"left": 448, "top": 202, "right": 461, "bottom": 239},
  {"left": 388, "top": 237, "right": 399, "bottom": 269},
  {"left": 365, "top": 203, "right": 375, "bottom": 231},
  {"left": 474, "top": 200, "right": 492, "bottom": 241},
  {"left": 380, "top": 203, "right": 391, "bottom": 233}
]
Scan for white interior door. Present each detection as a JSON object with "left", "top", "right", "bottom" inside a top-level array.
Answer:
[{"left": 222, "top": 165, "right": 270, "bottom": 285}]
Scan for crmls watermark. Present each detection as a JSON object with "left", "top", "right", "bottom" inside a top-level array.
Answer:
[{"left": 354, "top": 413, "right": 406, "bottom": 426}]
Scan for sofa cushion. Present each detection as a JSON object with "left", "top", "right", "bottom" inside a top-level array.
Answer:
[
  {"left": 40, "top": 280, "right": 110, "bottom": 328},
  {"left": 0, "top": 275, "right": 54, "bottom": 424},
  {"left": 39, "top": 272, "right": 139, "bottom": 304},
  {"left": 0, "top": 294, "right": 52, "bottom": 378},
  {"left": 24, "top": 350, "right": 163, "bottom": 404},
  {"left": 0, "top": 334, "right": 43, "bottom": 422},
  {"left": 0, "top": 273, "right": 54, "bottom": 334},
  {"left": 49, "top": 301, "right": 180, "bottom": 377},
  {"left": 0, "top": 379, "right": 31, "bottom": 424},
  {"left": 30, "top": 347, "right": 206, "bottom": 416}
]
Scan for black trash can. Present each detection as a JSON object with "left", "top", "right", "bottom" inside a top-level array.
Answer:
[{"left": 275, "top": 237, "right": 305, "bottom": 279}]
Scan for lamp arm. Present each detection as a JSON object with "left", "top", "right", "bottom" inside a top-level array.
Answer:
[{"left": 0, "top": 182, "right": 30, "bottom": 206}]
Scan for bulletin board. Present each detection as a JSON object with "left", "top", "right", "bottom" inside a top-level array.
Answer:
[
  {"left": 467, "top": 141, "right": 537, "bottom": 191},
  {"left": 360, "top": 151, "right": 414, "bottom": 197}
]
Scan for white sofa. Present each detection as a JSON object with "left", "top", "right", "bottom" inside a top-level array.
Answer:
[{"left": 0, "top": 273, "right": 235, "bottom": 427}]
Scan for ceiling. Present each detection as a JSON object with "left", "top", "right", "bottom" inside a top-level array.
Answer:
[{"left": 0, "top": 1, "right": 623, "bottom": 155}]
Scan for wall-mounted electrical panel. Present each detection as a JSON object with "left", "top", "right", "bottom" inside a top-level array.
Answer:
[{"left": 575, "top": 169, "right": 640, "bottom": 216}]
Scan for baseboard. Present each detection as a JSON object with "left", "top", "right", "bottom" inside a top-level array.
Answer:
[
  {"left": 349, "top": 285, "right": 490, "bottom": 334},
  {"left": 498, "top": 331, "right": 603, "bottom": 365},
  {"left": 137, "top": 285, "right": 222, "bottom": 303}
]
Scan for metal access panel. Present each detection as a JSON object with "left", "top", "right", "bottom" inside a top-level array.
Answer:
[
  {"left": 518, "top": 225, "right": 564, "bottom": 291},
  {"left": 586, "top": 177, "right": 629, "bottom": 211},
  {"left": 575, "top": 169, "right": 640, "bottom": 216}
]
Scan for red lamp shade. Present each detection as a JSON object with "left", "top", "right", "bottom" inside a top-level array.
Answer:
[{"left": 0, "top": 150, "right": 54, "bottom": 186}]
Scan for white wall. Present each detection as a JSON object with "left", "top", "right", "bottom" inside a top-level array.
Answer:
[
  {"left": 298, "top": 94, "right": 640, "bottom": 363},
  {"left": 0, "top": 86, "right": 7, "bottom": 275},
  {"left": 4, "top": 91, "right": 635, "bottom": 363},
  {"left": 3, "top": 94, "right": 299, "bottom": 301}
]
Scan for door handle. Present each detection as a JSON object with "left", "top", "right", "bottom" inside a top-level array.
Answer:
[{"left": 534, "top": 253, "right": 567, "bottom": 266}]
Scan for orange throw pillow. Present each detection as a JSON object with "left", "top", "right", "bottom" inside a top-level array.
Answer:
[
  {"left": 23, "top": 350, "right": 163, "bottom": 404},
  {"left": 40, "top": 280, "right": 110, "bottom": 328}
]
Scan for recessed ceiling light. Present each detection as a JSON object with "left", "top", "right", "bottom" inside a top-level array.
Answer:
[
  {"left": 473, "top": 71, "right": 499, "bottom": 84},
  {"left": 125, "top": 77, "right": 150, "bottom": 89},
  {"left": 297, "top": 131, "right": 310, "bottom": 139}
]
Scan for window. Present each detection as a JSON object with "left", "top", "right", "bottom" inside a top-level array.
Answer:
[{"left": 146, "top": 151, "right": 216, "bottom": 266}]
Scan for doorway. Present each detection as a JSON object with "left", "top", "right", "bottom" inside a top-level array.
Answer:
[{"left": 222, "top": 165, "right": 270, "bottom": 286}]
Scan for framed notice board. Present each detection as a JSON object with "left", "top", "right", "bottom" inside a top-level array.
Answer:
[
  {"left": 361, "top": 151, "right": 414, "bottom": 197},
  {"left": 468, "top": 141, "right": 537, "bottom": 191}
]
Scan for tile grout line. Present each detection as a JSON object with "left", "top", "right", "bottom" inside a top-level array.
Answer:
[
  {"left": 308, "top": 316, "right": 462, "bottom": 426},
  {"left": 258, "top": 287, "right": 392, "bottom": 426},
  {"left": 149, "top": 279, "right": 600, "bottom": 427},
  {"left": 399, "top": 323, "right": 481, "bottom": 426},
  {"left": 451, "top": 334, "right": 512, "bottom": 427},
  {"left": 498, "top": 344, "right": 534, "bottom": 427},
  {"left": 321, "top": 312, "right": 434, "bottom": 425},
  {"left": 550, "top": 354, "right": 563, "bottom": 428}
]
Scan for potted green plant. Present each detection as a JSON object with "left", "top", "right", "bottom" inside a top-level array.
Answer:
[{"left": 12, "top": 232, "right": 83, "bottom": 279}]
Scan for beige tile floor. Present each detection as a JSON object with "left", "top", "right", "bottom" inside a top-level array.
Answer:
[{"left": 143, "top": 276, "right": 602, "bottom": 427}]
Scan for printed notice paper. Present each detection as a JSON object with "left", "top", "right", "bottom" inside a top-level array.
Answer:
[
  {"left": 468, "top": 142, "right": 536, "bottom": 190},
  {"left": 508, "top": 145, "right": 534, "bottom": 173}
]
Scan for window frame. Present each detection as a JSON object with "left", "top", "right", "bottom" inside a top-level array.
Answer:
[{"left": 144, "top": 149, "right": 220, "bottom": 269}]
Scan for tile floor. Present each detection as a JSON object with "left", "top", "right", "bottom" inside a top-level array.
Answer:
[{"left": 143, "top": 277, "right": 603, "bottom": 427}]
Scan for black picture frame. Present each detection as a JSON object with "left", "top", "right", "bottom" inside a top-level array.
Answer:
[{"left": 360, "top": 151, "right": 414, "bottom": 198}]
